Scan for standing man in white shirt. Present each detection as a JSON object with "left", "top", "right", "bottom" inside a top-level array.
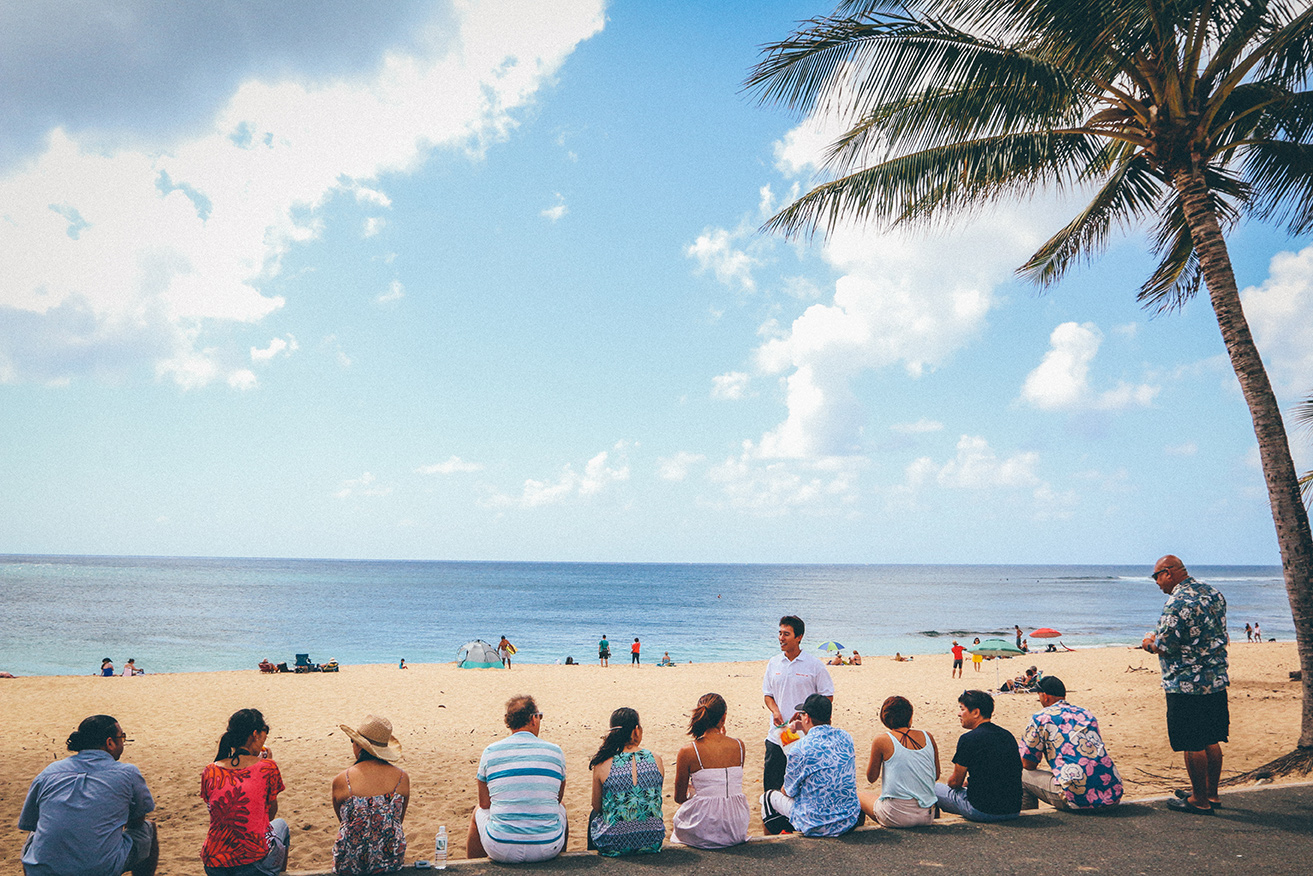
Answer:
[{"left": 762, "top": 615, "right": 834, "bottom": 796}]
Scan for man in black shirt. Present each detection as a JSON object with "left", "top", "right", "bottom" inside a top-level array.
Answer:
[{"left": 934, "top": 690, "right": 1022, "bottom": 822}]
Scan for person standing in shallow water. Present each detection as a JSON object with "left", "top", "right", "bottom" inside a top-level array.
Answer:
[{"left": 598, "top": 635, "right": 610, "bottom": 667}]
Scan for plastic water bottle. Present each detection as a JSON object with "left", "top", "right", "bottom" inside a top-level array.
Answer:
[{"left": 434, "top": 825, "right": 447, "bottom": 870}]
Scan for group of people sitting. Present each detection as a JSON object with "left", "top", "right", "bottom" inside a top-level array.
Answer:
[
  {"left": 19, "top": 675, "right": 1123, "bottom": 876},
  {"left": 99, "top": 658, "right": 144, "bottom": 676},
  {"left": 826, "top": 650, "right": 863, "bottom": 665}
]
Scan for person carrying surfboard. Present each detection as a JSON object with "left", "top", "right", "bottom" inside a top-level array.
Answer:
[{"left": 499, "top": 636, "right": 517, "bottom": 668}]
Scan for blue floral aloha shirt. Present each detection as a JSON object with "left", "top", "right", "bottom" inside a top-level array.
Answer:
[
  {"left": 1019, "top": 700, "right": 1123, "bottom": 808},
  {"left": 1155, "top": 576, "right": 1229, "bottom": 694},
  {"left": 781, "top": 724, "right": 860, "bottom": 836}
]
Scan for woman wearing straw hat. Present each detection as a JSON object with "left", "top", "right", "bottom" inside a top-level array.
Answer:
[{"left": 331, "top": 715, "right": 409, "bottom": 875}]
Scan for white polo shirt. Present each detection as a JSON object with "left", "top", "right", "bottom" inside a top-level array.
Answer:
[{"left": 762, "top": 650, "right": 834, "bottom": 742}]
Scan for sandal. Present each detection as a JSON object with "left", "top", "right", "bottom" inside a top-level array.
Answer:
[
  {"left": 1173, "top": 789, "right": 1222, "bottom": 808},
  {"left": 1166, "top": 795, "right": 1214, "bottom": 815}
]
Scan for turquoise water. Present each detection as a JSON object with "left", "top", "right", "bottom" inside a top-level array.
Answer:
[{"left": 0, "top": 555, "right": 1290, "bottom": 676}]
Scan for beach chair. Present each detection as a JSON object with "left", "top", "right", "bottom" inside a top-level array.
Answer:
[
  {"left": 275, "top": 662, "right": 291, "bottom": 673},
  {"left": 258, "top": 660, "right": 276, "bottom": 674},
  {"left": 294, "top": 654, "right": 320, "bottom": 673}
]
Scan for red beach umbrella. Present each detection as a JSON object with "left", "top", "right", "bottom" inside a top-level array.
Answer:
[{"left": 1030, "top": 628, "right": 1062, "bottom": 638}]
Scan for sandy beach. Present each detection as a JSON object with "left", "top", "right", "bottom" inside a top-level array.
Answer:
[{"left": 4, "top": 642, "right": 1303, "bottom": 874}]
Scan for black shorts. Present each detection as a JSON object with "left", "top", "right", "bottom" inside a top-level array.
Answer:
[
  {"left": 1166, "top": 690, "right": 1229, "bottom": 751},
  {"left": 953, "top": 659, "right": 963, "bottom": 668}
]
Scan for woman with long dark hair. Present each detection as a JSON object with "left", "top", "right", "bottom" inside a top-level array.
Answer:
[
  {"left": 331, "top": 715, "right": 409, "bottom": 875},
  {"left": 671, "top": 693, "right": 749, "bottom": 848},
  {"left": 200, "top": 708, "right": 290, "bottom": 875},
  {"left": 588, "top": 707, "right": 665, "bottom": 856}
]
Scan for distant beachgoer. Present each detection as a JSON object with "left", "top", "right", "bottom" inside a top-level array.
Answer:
[
  {"left": 1253, "top": 622, "right": 1261, "bottom": 642},
  {"left": 971, "top": 638, "right": 983, "bottom": 673},
  {"left": 1142, "top": 555, "right": 1228, "bottom": 814},
  {"left": 259, "top": 659, "right": 276, "bottom": 673},
  {"left": 398, "top": 658, "right": 407, "bottom": 670},
  {"left": 760, "top": 694, "right": 862, "bottom": 837},
  {"left": 589, "top": 708, "right": 666, "bottom": 855},
  {"left": 672, "top": 693, "right": 749, "bottom": 849},
  {"left": 851, "top": 651, "right": 862, "bottom": 665},
  {"left": 659, "top": 652, "right": 675, "bottom": 666},
  {"left": 101, "top": 658, "right": 115, "bottom": 677},
  {"left": 499, "top": 636, "right": 514, "bottom": 669},
  {"left": 19, "top": 714, "right": 160, "bottom": 876},
  {"left": 951, "top": 641, "right": 965, "bottom": 678},
  {"left": 1019, "top": 676, "right": 1122, "bottom": 811},
  {"left": 1015, "top": 625, "right": 1023, "bottom": 649},
  {"left": 200, "top": 708, "right": 290, "bottom": 875},
  {"left": 1000, "top": 666, "right": 1040, "bottom": 692},
  {"left": 631, "top": 638, "right": 641, "bottom": 665},
  {"left": 0, "top": 670, "right": 16, "bottom": 678},
  {"left": 858, "top": 695, "right": 940, "bottom": 828},
  {"left": 467, "top": 695, "right": 567, "bottom": 864},
  {"left": 122, "top": 659, "right": 141, "bottom": 677},
  {"left": 1244, "top": 623, "right": 1253, "bottom": 642},
  {"left": 332, "top": 715, "right": 409, "bottom": 875},
  {"left": 935, "top": 690, "right": 1022, "bottom": 822},
  {"left": 892, "top": 653, "right": 913, "bottom": 662},
  {"left": 763, "top": 615, "right": 834, "bottom": 794},
  {"left": 827, "top": 653, "right": 846, "bottom": 666},
  {"left": 599, "top": 635, "right": 610, "bottom": 667}
]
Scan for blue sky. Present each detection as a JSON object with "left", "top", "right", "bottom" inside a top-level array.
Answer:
[{"left": 1, "top": 0, "right": 1310, "bottom": 564}]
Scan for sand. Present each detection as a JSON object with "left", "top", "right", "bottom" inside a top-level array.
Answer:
[{"left": 3, "top": 642, "right": 1303, "bottom": 874}]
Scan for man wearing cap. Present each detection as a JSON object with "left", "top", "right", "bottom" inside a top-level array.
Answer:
[
  {"left": 1142, "top": 555, "right": 1229, "bottom": 814},
  {"left": 935, "top": 690, "right": 1022, "bottom": 822},
  {"left": 467, "top": 695, "right": 568, "bottom": 863},
  {"left": 759, "top": 694, "right": 862, "bottom": 836},
  {"left": 19, "top": 715, "right": 159, "bottom": 876},
  {"left": 762, "top": 615, "right": 834, "bottom": 794},
  {"left": 1019, "top": 676, "right": 1123, "bottom": 810}
]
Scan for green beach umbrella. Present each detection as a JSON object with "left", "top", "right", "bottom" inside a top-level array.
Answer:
[
  {"left": 817, "top": 641, "right": 845, "bottom": 652},
  {"left": 970, "top": 638, "right": 1024, "bottom": 687}
]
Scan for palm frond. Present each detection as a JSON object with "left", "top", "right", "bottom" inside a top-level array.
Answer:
[
  {"left": 1018, "top": 150, "right": 1166, "bottom": 287},
  {"left": 1139, "top": 168, "right": 1246, "bottom": 311},
  {"left": 1244, "top": 140, "right": 1313, "bottom": 235},
  {"left": 765, "top": 131, "right": 1102, "bottom": 239}
]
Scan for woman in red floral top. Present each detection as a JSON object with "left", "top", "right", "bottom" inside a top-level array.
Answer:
[{"left": 200, "top": 708, "right": 291, "bottom": 875}]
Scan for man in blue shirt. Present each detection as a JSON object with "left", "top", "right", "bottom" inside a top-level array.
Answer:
[
  {"left": 19, "top": 714, "right": 158, "bottom": 876},
  {"left": 1142, "top": 555, "right": 1229, "bottom": 814},
  {"left": 760, "top": 694, "right": 861, "bottom": 836}
]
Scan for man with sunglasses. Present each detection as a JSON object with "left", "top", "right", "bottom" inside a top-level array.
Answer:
[
  {"left": 1142, "top": 555, "right": 1229, "bottom": 815},
  {"left": 19, "top": 715, "right": 159, "bottom": 876}
]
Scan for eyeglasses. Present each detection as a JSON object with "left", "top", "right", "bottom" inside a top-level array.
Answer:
[
  {"left": 114, "top": 733, "right": 131, "bottom": 741},
  {"left": 533, "top": 712, "right": 544, "bottom": 719},
  {"left": 1151, "top": 567, "right": 1179, "bottom": 581}
]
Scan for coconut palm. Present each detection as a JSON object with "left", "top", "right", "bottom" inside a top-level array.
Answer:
[
  {"left": 747, "top": 0, "right": 1313, "bottom": 765},
  {"left": 1299, "top": 392, "right": 1313, "bottom": 506}
]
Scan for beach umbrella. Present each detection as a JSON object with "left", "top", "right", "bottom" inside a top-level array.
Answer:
[
  {"left": 816, "top": 641, "right": 845, "bottom": 652},
  {"left": 970, "top": 638, "right": 1024, "bottom": 687},
  {"left": 1030, "top": 628, "right": 1062, "bottom": 638}
]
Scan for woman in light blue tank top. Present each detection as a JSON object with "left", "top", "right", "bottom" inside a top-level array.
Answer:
[{"left": 857, "top": 696, "right": 940, "bottom": 828}]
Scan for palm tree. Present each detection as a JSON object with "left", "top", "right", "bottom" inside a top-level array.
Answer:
[
  {"left": 747, "top": 0, "right": 1313, "bottom": 767},
  {"left": 1299, "top": 392, "right": 1313, "bottom": 506}
]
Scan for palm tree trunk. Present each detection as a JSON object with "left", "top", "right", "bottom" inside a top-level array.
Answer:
[{"left": 1175, "top": 170, "right": 1313, "bottom": 750}]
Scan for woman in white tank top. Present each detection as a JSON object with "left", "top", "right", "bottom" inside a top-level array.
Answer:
[
  {"left": 857, "top": 695, "right": 940, "bottom": 828},
  {"left": 671, "top": 693, "right": 750, "bottom": 848}
]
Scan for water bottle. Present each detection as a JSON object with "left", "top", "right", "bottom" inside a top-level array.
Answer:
[{"left": 434, "top": 825, "right": 447, "bottom": 870}]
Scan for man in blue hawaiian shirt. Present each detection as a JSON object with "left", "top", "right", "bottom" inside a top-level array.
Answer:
[
  {"left": 1019, "top": 675, "right": 1123, "bottom": 810},
  {"left": 1141, "top": 555, "right": 1228, "bottom": 814},
  {"left": 759, "top": 694, "right": 861, "bottom": 836}
]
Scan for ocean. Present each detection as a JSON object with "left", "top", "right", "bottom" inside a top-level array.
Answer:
[{"left": 0, "top": 555, "right": 1291, "bottom": 676}]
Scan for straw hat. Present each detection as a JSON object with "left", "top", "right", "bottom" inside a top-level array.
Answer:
[{"left": 340, "top": 714, "right": 402, "bottom": 762}]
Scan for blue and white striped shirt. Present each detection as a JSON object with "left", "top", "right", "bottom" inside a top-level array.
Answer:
[{"left": 477, "top": 731, "right": 566, "bottom": 844}]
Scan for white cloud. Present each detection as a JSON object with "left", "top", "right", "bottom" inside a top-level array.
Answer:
[
  {"left": 377, "top": 280, "right": 405, "bottom": 304},
  {"left": 773, "top": 114, "right": 849, "bottom": 178},
  {"left": 686, "top": 227, "right": 758, "bottom": 291},
  {"left": 890, "top": 418, "right": 944, "bottom": 434},
  {"left": 1020, "top": 322, "right": 1158, "bottom": 411},
  {"left": 227, "top": 369, "right": 258, "bottom": 391},
  {"left": 657, "top": 451, "right": 705, "bottom": 481},
  {"left": 541, "top": 193, "right": 568, "bottom": 222},
  {"left": 711, "top": 371, "right": 750, "bottom": 400},
  {"left": 484, "top": 445, "right": 629, "bottom": 509},
  {"left": 251, "top": 334, "right": 298, "bottom": 362},
  {"left": 706, "top": 452, "right": 863, "bottom": 516},
  {"left": 921, "top": 435, "right": 1041, "bottom": 489},
  {"left": 417, "top": 456, "right": 484, "bottom": 475},
  {"left": 781, "top": 275, "right": 823, "bottom": 301},
  {"left": 334, "top": 471, "right": 393, "bottom": 499},
  {"left": 1242, "top": 244, "right": 1313, "bottom": 397},
  {"left": 0, "top": 0, "right": 607, "bottom": 387},
  {"left": 363, "top": 216, "right": 387, "bottom": 237}
]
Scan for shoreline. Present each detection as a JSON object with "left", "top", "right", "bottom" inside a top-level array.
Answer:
[{"left": 5, "top": 643, "right": 1303, "bottom": 874}]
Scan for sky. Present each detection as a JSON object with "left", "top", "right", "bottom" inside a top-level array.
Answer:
[{"left": 1, "top": 0, "right": 1310, "bottom": 565}]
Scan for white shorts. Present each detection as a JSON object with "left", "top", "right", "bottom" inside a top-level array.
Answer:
[{"left": 474, "top": 805, "right": 567, "bottom": 864}]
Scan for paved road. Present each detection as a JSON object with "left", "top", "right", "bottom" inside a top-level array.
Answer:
[{"left": 291, "top": 783, "right": 1313, "bottom": 875}]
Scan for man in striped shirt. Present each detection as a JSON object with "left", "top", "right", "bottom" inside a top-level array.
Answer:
[{"left": 467, "top": 695, "right": 568, "bottom": 863}]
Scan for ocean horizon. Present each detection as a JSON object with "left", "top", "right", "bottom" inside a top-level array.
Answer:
[{"left": 0, "top": 554, "right": 1291, "bottom": 677}]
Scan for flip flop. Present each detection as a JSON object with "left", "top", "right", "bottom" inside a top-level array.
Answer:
[
  {"left": 1166, "top": 795, "right": 1214, "bottom": 815},
  {"left": 1173, "top": 789, "right": 1222, "bottom": 808}
]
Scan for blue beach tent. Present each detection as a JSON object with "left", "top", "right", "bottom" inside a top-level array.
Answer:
[{"left": 457, "top": 639, "right": 504, "bottom": 669}]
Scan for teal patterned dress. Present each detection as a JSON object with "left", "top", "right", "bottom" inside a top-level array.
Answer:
[{"left": 590, "top": 749, "right": 665, "bottom": 856}]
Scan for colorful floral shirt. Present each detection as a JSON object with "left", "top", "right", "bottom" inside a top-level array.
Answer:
[
  {"left": 1155, "top": 576, "right": 1229, "bottom": 694},
  {"left": 200, "top": 759, "right": 284, "bottom": 867},
  {"left": 781, "top": 724, "right": 861, "bottom": 837},
  {"left": 1019, "top": 700, "right": 1123, "bottom": 809}
]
